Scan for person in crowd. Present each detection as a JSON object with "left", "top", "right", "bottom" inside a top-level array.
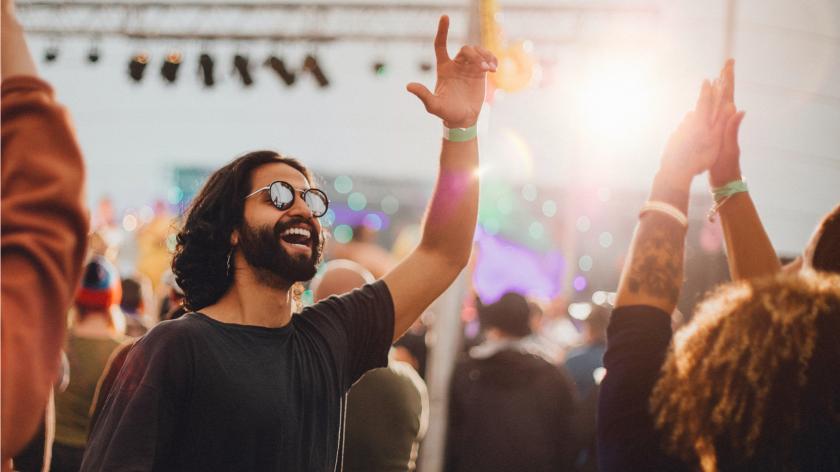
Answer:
[
  {"left": 120, "top": 277, "right": 152, "bottom": 337},
  {"left": 327, "top": 224, "right": 396, "bottom": 279},
  {"left": 1, "top": 0, "right": 89, "bottom": 467},
  {"left": 706, "top": 60, "right": 839, "bottom": 278},
  {"left": 445, "top": 292, "right": 577, "bottom": 472},
  {"left": 564, "top": 303, "right": 609, "bottom": 399},
  {"left": 52, "top": 257, "right": 126, "bottom": 472},
  {"left": 82, "top": 16, "right": 495, "bottom": 471},
  {"left": 597, "top": 64, "right": 840, "bottom": 471},
  {"left": 311, "top": 259, "right": 429, "bottom": 472},
  {"left": 393, "top": 318, "right": 429, "bottom": 379}
]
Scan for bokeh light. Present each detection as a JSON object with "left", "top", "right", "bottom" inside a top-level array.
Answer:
[
  {"left": 542, "top": 200, "right": 557, "bottom": 217},
  {"left": 573, "top": 275, "right": 587, "bottom": 292},
  {"left": 321, "top": 208, "right": 336, "bottom": 226},
  {"left": 592, "top": 290, "right": 608, "bottom": 305},
  {"left": 380, "top": 195, "right": 399, "bottom": 214},
  {"left": 521, "top": 183, "right": 538, "bottom": 202},
  {"left": 568, "top": 302, "right": 593, "bottom": 320},
  {"left": 579, "top": 255, "right": 593, "bottom": 272},
  {"left": 529, "top": 221, "right": 544, "bottom": 239},
  {"left": 576, "top": 216, "right": 591, "bottom": 232},
  {"left": 347, "top": 192, "right": 367, "bottom": 211},
  {"left": 333, "top": 224, "right": 353, "bottom": 243},
  {"left": 122, "top": 214, "right": 138, "bottom": 232},
  {"left": 334, "top": 176, "right": 353, "bottom": 194},
  {"left": 599, "top": 231, "right": 613, "bottom": 248},
  {"left": 362, "top": 213, "right": 383, "bottom": 231}
]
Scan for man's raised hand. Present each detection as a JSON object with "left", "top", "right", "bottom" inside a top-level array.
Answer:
[{"left": 407, "top": 15, "right": 497, "bottom": 128}]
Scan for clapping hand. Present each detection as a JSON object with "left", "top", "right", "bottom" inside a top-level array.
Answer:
[
  {"left": 407, "top": 15, "right": 498, "bottom": 128},
  {"left": 660, "top": 74, "right": 736, "bottom": 186},
  {"left": 709, "top": 60, "right": 747, "bottom": 187}
]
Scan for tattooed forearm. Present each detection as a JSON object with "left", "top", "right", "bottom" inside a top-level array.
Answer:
[{"left": 626, "top": 223, "right": 684, "bottom": 305}]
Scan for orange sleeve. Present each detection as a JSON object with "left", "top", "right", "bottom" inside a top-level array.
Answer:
[{"left": 1, "top": 76, "right": 88, "bottom": 459}]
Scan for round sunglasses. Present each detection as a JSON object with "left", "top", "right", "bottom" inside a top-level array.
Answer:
[{"left": 245, "top": 181, "right": 329, "bottom": 218}]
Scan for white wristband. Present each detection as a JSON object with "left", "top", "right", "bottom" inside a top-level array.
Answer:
[{"left": 639, "top": 201, "right": 688, "bottom": 228}]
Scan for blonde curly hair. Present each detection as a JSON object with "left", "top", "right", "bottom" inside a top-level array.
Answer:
[{"left": 650, "top": 271, "right": 840, "bottom": 472}]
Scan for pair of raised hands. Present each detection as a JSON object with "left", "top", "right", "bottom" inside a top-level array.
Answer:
[
  {"left": 407, "top": 16, "right": 498, "bottom": 129},
  {"left": 660, "top": 60, "right": 747, "bottom": 188}
]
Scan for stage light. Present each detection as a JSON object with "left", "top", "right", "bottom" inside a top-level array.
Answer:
[
  {"left": 87, "top": 46, "right": 100, "bottom": 64},
  {"left": 128, "top": 52, "right": 149, "bottom": 82},
  {"left": 265, "top": 56, "right": 296, "bottom": 86},
  {"left": 43, "top": 46, "right": 59, "bottom": 63},
  {"left": 303, "top": 55, "right": 329, "bottom": 88},
  {"left": 372, "top": 61, "right": 387, "bottom": 76},
  {"left": 161, "top": 51, "right": 182, "bottom": 83},
  {"left": 198, "top": 53, "right": 215, "bottom": 87},
  {"left": 233, "top": 54, "right": 254, "bottom": 86},
  {"left": 577, "top": 57, "right": 656, "bottom": 143}
]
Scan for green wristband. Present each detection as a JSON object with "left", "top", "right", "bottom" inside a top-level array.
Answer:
[
  {"left": 443, "top": 124, "right": 477, "bottom": 142},
  {"left": 712, "top": 179, "right": 748, "bottom": 202}
]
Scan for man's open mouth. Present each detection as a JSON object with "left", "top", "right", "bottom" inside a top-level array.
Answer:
[{"left": 279, "top": 226, "right": 313, "bottom": 248}]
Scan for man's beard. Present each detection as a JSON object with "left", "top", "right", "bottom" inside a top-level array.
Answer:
[{"left": 237, "top": 217, "right": 322, "bottom": 288}]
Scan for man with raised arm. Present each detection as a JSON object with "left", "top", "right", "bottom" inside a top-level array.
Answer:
[
  {"left": 596, "top": 76, "right": 734, "bottom": 471},
  {"left": 82, "top": 15, "right": 496, "bottom": 471},
  {"left": 2, "top": 0, "right": 89, "bottom": 467}
]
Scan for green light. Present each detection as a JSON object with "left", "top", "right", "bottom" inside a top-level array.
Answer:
[
  {"left": 301, "top": 289, "right": 314, "bottom": 306},
  {"left": 483, "top": 218, "right": 500, "bottom": 235},
  {"left": 333, "top": 224, "right": 353, "bottom": 243},
  {"left": 334, "top": 176, "right": 353, "bottom": 194},
  {"left": 381, "top": 195, "right": 399, "bottom": 215},
  {"left": 529, "top": 221, "right": 544, "bottom": 239},
  {"left": 542, "top": 200, "right": 557, "bottom": 217},
  {"left": 496, "top": 195, "right": 514, "bottom": 215},
  {"left": 347, "top": 192, "right": 367, "bottom": 211}
]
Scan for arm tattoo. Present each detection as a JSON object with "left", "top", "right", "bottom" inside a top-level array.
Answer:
[{"left": 626, "top": 225, "right": 683, "bottom": 305}]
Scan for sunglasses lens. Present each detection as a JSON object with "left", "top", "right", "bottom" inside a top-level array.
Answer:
[
  {"left": 269, "top": 182, "right": 294, "bottom": 210},
  {"left": 304, "top": 190, "right": 328, "bottom": 217}
]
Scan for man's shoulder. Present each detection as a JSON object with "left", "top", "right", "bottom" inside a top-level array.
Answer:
[{"left": 134, "top": 314, "right": 205, "bottom": 352}]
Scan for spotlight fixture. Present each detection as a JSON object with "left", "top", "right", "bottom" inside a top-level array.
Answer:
[
  {"left": 128, "top": 52, "right": 149, "bottom": 82},
  {"left": 198, "top": 53, "right": 215, "bottom": 87},
  {"left": 265, "top": 56, "right": 295, "bottom": 86},
  {"left": 43, "top": 46, "right": 59, "bottom": 63},
  {"left": 161, "top": 51, "right": 182, "bottom": 84},
  {"left": 233, "top": 54, "right": 254, "bottom": 86},
  {"left": 87, "top": 46, "right": 101, "bottom": 64},
  {"left": 303, "top": 54, "right": 329, "bottom": 88},
  {"left": 372, "top": 61, "right": 387, "bottom": 76}
]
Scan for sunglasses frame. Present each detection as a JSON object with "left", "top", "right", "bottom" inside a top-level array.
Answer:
[{"left": 245, "top": 180, "right": 329, "bottom": 218}]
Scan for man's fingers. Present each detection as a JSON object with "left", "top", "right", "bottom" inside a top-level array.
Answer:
[
  {"left": 434, "top": 15, "right": 451, "bottom": 64},
  {"left": 406, "top": 82, "right": 438, "bottom": 114},
  {"left": 454, "top": 46, "right": 483, "bottom": 65},
  {"left": 474, "top": 45, "right": 499, "bottom": 70},
  {"left": 695, "top": 80, "right": 712, "bottom": 123}
]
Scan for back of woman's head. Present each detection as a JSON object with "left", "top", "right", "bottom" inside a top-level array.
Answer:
[{"left": 651, "top": 272, "right": 840, "bottom": 472}]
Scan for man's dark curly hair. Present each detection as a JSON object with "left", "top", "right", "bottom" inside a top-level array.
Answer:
[{"left": 172, "top": 150, "right": 313, "bottom": 310}]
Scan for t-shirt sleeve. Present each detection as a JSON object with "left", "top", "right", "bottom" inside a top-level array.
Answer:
[
  {"left": 597, "top": 305, "right": 683, "bottom": 472},
  {"left": 80, "top": 324, "right": 192, "bottom": 471},
  {"left": 301, "top": 280, "right": 395, "bottom": 391}
]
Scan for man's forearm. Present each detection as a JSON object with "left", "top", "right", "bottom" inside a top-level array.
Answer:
[
  {"left": 615, "top": 173, "right": 689, "bottom": 313},
  {"left": 417, "top": 138, "right": 479, "bottom": 270},
  {"left": 718, "top": 193, "right": 781, "bottom": 279}
]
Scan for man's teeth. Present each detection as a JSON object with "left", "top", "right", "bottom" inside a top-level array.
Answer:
[{"left": 281, "top": 228, "right": 311, "bottom": 239}]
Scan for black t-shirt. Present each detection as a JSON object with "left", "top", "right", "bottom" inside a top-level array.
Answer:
[
  {"left": 596, "top": 305, "right": 689, "bottom": 472},
  {"left": 81, "top": 281, "right": 394, "bottom": 472}
]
